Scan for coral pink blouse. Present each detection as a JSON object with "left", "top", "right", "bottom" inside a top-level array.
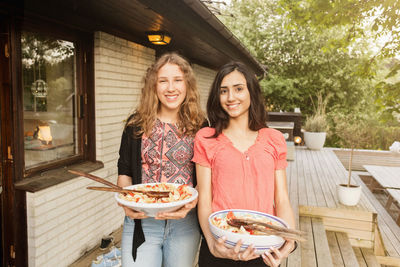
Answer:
[{"left": 192, "top": 127, "right": 287, "bottom": 215}]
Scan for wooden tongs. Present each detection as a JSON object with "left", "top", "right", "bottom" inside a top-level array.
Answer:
[
  {"left": 227, "top": 218, "right": 306, "bottom": 242},
  {"left": 68, "top": 170, "right": 170, "bottom": 198}
]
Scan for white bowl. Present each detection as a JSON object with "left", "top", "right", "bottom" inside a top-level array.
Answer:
[
  {"left": 208, "top": 209, "right": 287, "bottom": 255},
  {"left": 115, "top": 183, "right": 198, "bottom": 217}
]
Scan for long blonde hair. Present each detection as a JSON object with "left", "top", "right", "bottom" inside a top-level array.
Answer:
[{"left": 128, "top": 52, "right": 204, "bottom": 136}]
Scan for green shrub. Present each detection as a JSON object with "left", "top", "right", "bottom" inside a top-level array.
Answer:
[
  {"left": 365, "top": 126, "right": 400, "bottom": 150},
  {"left": 326, "top": 113, "right": 400, "bottom": 150}
]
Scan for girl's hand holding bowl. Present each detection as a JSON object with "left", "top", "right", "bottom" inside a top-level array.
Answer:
[
  {"left": 208, "top": 209, "right": 288, "bottom": 256},
  {"left": 115, "top": 183, "right": 198, "bottom": 217},
  {"left": 211, "top": 236, "right": 259, "bottom": 261}
]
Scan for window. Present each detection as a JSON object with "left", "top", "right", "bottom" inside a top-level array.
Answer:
[
  {"left": 22, "top": 31, "right": 77, "bottom": 168},
  {"left": 19, "top": 24, "right": 95, "bottom": 176}
]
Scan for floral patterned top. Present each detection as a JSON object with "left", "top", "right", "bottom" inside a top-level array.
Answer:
[{"left": 141, "top": 119, "right": 195, "bottom": 186}]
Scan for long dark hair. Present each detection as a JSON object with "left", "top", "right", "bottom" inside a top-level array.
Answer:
[{"left": 207, "top": 61, "right": 268, "bottom": 137}]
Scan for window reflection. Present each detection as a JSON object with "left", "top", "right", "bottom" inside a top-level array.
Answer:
[{"left": 22, "top": 31, "right": 78, "bottom": 168}]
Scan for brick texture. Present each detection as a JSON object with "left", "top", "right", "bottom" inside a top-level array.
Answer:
[{"left": 193, "top": 64, "right": 216, "bottom": 112}]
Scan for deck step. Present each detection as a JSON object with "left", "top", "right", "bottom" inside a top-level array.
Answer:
[
  {"left": 284, "top": 216, "right": 382, "bottom": 267},
  {"left": 327, "top": 231, "right": 360, "bottom": 266},
  {"left": 299, "top": 216, "right": 333, "bottom": 267},
  {"left": 353, "top": 247, "right": 381, "bottom": 267}
]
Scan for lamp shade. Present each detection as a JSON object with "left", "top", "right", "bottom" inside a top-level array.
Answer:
[
  {"left": 146, "top": 31, "right": 171, "bottom": 45},
  {"left": 38, "top": 126, "right": 52, "bottom": 144}
]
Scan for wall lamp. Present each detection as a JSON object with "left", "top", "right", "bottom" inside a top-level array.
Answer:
[{"left": 146, "top": 31, "right": 171, "bottom": 45}]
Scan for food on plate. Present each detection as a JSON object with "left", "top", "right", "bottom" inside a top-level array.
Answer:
[
  {"left": 118, "top": 183, "right": 192, "bottom": 204},
  {"left": 208, "top": 210, "right": 290, "bottom": 254},
  {"left": 211, "top": 211, "right": 278, "bottom": 236}
]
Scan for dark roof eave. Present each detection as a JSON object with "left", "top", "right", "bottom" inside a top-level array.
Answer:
[{"left": 183, "top": 0, "right": 265, "bottom": 76}]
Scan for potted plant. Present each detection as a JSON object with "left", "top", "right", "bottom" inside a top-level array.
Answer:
[
  {"left": 303, "top": 93, "right": 329, "bottom": 150},
  {"left": 334, "top": 115, "right": 371, "bottom": 206}
]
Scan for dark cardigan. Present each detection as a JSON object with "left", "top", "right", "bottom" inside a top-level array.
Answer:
[
  {"left": 117, "top": 121, "right": 198, "bottom": 261},
  {"left": 117, "top": 123, "right": 144, "bottom": 261}
]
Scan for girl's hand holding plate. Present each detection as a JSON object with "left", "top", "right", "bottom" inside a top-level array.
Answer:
[
  {"left": 118, "top": 202, "right": 148, "bottom": 219},
  {"left": 155, "top": 198, "right": 198, "bottom": 220}
]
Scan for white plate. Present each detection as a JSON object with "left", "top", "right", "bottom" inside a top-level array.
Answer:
[
  {"left": 115, "top": 183, "right": 198, "bottom": 217},
  {"left": 209, "top": 209, "right": 287, "bottom": 255}
]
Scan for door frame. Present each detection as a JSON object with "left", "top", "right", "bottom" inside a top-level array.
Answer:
[{"left": 1, "top": 16, "right": 28, "bottom": 267}]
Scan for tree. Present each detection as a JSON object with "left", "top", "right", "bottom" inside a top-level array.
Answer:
[
  {"left": 334, "top": 114, "right": 372, "bottom": 186},
  {"left": 217, "top": 0, "right": 373, "bottom": 116},
  {"left": 277, "top": 0, "right": 400, "bottom": 119}
]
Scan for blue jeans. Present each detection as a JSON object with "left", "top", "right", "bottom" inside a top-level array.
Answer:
[{"left": 121, "top": 210, "right": 200, "bottom": 267}]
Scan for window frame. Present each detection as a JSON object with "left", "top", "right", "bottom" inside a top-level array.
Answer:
[{"left": 14, "top": 18, "right": 95, "bottom": 179}]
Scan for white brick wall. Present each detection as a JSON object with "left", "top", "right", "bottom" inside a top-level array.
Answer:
[
  {"left": 193, "top": 64, "right": 216, "bottom": 112},
  {"left": 26, "top": 32, "right": 216, "bottom": 267},
  {"left": 26, "top": 32, "right": 155, "bottom": 267}
]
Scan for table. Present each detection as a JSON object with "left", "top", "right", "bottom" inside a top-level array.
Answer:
[
  {"left": 267, "top": 121, "right": 294, "bottom": 141},
  {"left": 267, "top": 112, "right": 302, "bottom": 138},
  {"left": 364, "top": 165, "right": 400, "bottom": 225}
]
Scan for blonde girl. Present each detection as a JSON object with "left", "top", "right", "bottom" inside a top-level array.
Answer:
[{"left": 117, "top": 52, "right": 204, "bottom": 267}]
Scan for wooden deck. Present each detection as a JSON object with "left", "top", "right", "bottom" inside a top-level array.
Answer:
[
  {"left": 284, "top": 147, "right": 400, "bottom": 267},
  {"left": 334, "top": 149, "right": 400, "bottom": 172},
  {"left": 72, "top": 147, "right": 400, "bottom": 267}
]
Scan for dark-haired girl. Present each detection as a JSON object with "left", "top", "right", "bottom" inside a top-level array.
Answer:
[{"left": 193, "top": 62, "right": 296, "bottom": 267}]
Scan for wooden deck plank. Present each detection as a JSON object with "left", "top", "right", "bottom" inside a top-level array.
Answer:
[
  {"left": 360, "top": 247, "right": 381, "bottom": 267},
  {"left": 326, "top": 227, "right": 373, "bottom": 241},
  {"left": 287, "top": 153, "right": 299, "bottom": 227},
  {"left": 304, "top": 150, "right": 319, "bottom": 207},
  {"left": 322, "top": 217, "right": 374, "bottom": 232},
  {"left": 319, "top": 148, "right": 346, "bottom": 206},
  {"left": 326, "top": 231, "right": 345, "bottom": 267},
  {"left": 376, "top": 255, "right": 400, "bottom": 266},
  {"left": 286, "top": 243, "right": 301, "bottom": 267},
  {"left": 306, "top": 150, "right": 331, "bottom": 208},
  {"left": 335, "top": 232, "right": 360, "bottom": 267},
  {"left": 311, "top": 217, "right": 334, "bottom": 267},
  {"left": 353, "top": 247, "right": 368, "bottom": 267},
  {"left": 300, "top": 216, "right": 317, "bottom": 267},
  {"left": 296, "top": 149, "right": 308, "bottom": 207},
  {"left": 286, "top": 149, "right": 302, "bottom": 267},
  {"left": 378, "top": 223, "right": 400, "bottom": 257},
  {"left": 308, "top": 149, "right": 337, "bottom": 208},
  {"left": 301, "top": 149, "right": 318, "bottom": 207}
]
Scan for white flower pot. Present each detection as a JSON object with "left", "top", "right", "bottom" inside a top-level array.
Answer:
[
  {"left": 337, "top": 184, "right": 361, "bottom": 206},
  {"left": 304, "top": 131, "right": 326, "bottom": 150}
]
